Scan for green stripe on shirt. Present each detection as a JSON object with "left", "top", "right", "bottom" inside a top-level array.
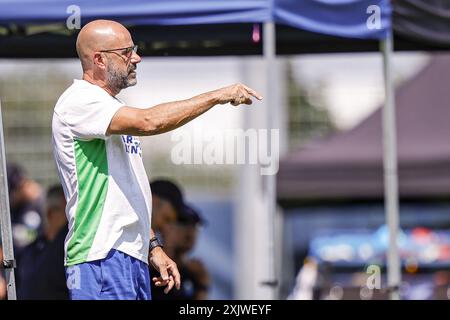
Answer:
[{"left": 66, "top": 139, "right": 108, "bottom": 265}]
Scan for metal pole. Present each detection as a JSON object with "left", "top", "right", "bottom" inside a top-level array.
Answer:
[
  {"left": 0, "top": 100, "right": 17, "bottom": 300},
  {"left": 380, "top": 32, "right": 401, "bottom": 300},
  {"left": 262, "top": 21, "right": 278, "bottom": 299}
]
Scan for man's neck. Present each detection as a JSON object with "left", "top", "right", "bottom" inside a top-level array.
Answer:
[{"left": 82, "top": 73, "right": 119, "bottom": 97}]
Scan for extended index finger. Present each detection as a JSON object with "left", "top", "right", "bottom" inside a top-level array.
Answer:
[
  {"left": 242, "top": 84, "right": 263, "bottom": 100},
  {"left": 169, "top": 263, "right": 182, "bottom": 290}
]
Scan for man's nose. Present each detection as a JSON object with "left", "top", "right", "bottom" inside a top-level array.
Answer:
[{"left": 131, "top": 51, "right": 141, "bottom": 64}]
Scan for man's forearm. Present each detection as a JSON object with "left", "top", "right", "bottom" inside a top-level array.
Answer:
[
  {"left": 140, "top": 89, "right": 222, "bottom": 135},
  {"left": 107, "top": 83, "right": 261, "bottom": 136}
]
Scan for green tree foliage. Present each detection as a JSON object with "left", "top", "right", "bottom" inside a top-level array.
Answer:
[
  {"left": 287, "top": 61, "right": 336, "bottom": 149},
  {"left": 0, "top": 66, "right": 73, "bottom": 187}
]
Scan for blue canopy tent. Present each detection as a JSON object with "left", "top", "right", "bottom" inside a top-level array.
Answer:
[
  {"left": 0, "top": 0, "right": 269, "bottom": 25},
  {"left": 0, "top": 0, "right": 388, "bottom": 33},
  {"left": 0, "top": 0, "right": 398, "bottom": 300}
]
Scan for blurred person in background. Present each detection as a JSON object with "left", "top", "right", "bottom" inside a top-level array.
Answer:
[
  {"left": 152, "top": 204, "right": 210, "bottom": 300},
  {"left": 288, "top": 257, "right": 319, "bottom": 300},
  {"left": 7, "top": 163, "right": 44, "bottom": 257},
  {"left": 16, "top": 185, "right": 68, "bottom": 299},
  {"left": 149, "top": 179, "right": 184, "bottom": 298},
  {"left": 150, "top": 179, "right": 184, "bottom": 238}
]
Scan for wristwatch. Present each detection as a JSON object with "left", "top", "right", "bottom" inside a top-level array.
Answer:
[{"left": 149, "top": 236, "right": 164, "bottom": 251}]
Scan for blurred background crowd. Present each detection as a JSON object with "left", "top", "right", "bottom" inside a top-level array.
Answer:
[{"left": 0, "top": 163, "right": 210, "bottom": 300}]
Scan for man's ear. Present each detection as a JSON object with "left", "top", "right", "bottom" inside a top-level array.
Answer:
[{"left": 93, "top": 52, "right": 107, "bottom": 70}]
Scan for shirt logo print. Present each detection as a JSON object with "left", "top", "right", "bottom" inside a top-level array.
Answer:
[{"left": 121, "top": 135, "right": 142, "bottom": 157}]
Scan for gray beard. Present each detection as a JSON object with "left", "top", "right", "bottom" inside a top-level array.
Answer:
[{"left": 107, "top": 65, "right": 136, "bottom": 93}]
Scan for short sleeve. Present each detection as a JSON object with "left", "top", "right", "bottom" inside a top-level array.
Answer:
[{"left": 61, "top": 89, "right": 124, "bottom": 140}]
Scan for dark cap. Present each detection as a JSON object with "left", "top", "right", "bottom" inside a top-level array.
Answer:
[
  {"left": 178, "top": 204, "right": 206, "bottom": 226},
  {"left": 150, "top": 179, "right": 184, "bottom": 213}
]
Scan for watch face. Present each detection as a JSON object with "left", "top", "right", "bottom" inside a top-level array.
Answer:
[{"left": 150, "top": 238, "right": 163, "bottom": 249}]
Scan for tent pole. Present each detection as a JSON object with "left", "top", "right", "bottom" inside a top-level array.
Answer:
[
  {"left": 0, "top": 100, "right": 17, "bottom": 300},
  {"left": 263, "top": 21, "right": 278, "bottom": 299},
  {"left": 380, "top": 32, "right": 401, "bottom": 300}
]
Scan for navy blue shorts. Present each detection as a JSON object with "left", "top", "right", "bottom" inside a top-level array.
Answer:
[{"left": 65, "top": 249, "right": 151, "bottom": 300}]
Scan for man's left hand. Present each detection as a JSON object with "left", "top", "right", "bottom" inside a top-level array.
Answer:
[{"left": 148, "top": 247, "right": 181, "bottom": 294}]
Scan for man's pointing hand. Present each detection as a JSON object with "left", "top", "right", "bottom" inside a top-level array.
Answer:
[{"left": 218, "top": 83, "right": 263, "bottom": 106}]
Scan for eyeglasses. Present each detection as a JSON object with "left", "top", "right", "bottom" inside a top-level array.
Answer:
[{"left": 99, "top": 45, "right": 138, "bottom": 59}]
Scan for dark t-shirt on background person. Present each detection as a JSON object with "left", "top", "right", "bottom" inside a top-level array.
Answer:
[{"left": 16, "top": 225, "right": 69, "bottom": 300}]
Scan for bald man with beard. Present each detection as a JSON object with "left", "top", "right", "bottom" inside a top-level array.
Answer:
[{"left": 51, "top": 20, "right": 262, "bottom": 300}]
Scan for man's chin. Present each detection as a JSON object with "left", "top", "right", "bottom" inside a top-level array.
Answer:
[{"left": 127, "top": 78, "right": 138, "bottom": 87}]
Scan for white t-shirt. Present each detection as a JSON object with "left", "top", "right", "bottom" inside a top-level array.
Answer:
[{"left": 52, "top": 79, "right": 152, "bottom": 266}]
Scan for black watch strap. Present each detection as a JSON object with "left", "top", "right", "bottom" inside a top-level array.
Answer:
[{"left": 149, "top": 236, "right": 164, "bottom": 251}]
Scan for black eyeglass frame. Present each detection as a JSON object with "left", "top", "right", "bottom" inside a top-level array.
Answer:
[
  {"left": 99, "top": 44, "right": 138, "bottom": 54},
  {"left": 98, "top": 45, "right": 138, "bottom": 62}
]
